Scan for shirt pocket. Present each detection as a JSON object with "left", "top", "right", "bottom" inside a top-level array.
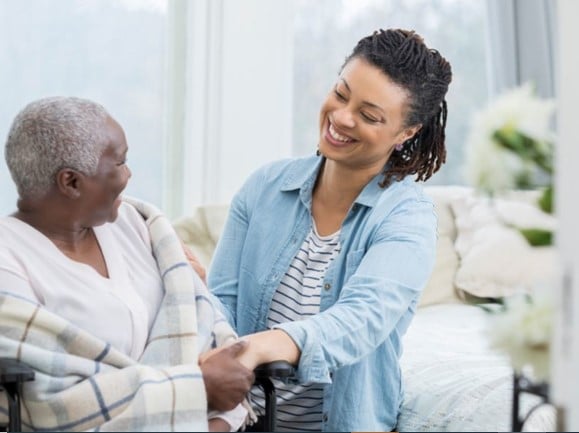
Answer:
[{"left": 345, "top": 248, "right": 365, "bottom": 280}]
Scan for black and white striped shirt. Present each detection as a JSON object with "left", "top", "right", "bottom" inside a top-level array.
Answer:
[{"left": 250, "top": 225, "right": 341, "bottom": 431}]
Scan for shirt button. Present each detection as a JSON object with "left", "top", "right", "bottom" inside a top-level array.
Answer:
[
  {"left": 323, "top": 283, "right": 331, "bottom": 290},
  {"left": 322, "top": 413, "right": 329, "bottom": 423}
]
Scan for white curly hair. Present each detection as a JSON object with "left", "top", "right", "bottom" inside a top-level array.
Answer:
[{"left": 5, "top": 96, "right": 110, "bottom": 197}]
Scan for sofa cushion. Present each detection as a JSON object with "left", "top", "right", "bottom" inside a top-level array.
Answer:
[
  {"left": 418, "top": 186, "right": 470, "bottom": 307},
  {"left": 450, "top": 190, "right": 557, "bottom": 299},
  {"left": 173, "top": 204, "right": 229, "bottom": 268}
]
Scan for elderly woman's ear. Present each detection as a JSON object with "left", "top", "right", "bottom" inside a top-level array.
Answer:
[{"left": 56, "top": 168, "right": 82, "bottom": 199}]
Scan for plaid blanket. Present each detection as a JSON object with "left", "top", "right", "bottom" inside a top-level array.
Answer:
[{"left": 0, "top": 197, "right": 237, "bottom": 431}]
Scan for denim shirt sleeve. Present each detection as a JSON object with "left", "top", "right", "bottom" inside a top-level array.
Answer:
[
  {"left": 274, "top": 195, "right": 437, "bottom": 384},
  {"left": 207, "top": 171, "right": 259, "bottom": 328}
]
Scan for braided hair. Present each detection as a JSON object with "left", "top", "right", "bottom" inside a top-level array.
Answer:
[{"left": 343, "top": 29, "right": 452, "bottom": 187}]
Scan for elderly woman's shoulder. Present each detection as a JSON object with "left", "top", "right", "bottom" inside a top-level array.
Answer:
[
  {"left": 116, "top": 201, "right": 149, "bottom": 227},
  {"left": 106, "top": 201, "right": 152, "bottom": 246},
  {"left": 0, "top": 217, "right": 13, "bottom": 244},
  {"left": 0, "top": 215, "right": 30, "bottom": 239}
]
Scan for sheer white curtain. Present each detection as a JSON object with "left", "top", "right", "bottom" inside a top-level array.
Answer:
[
  {"left": 485, "top": 0, "right": 557, "bottom": 98},
  {"left": 172, "top": 0, "right": 294, "bottom": 217}
]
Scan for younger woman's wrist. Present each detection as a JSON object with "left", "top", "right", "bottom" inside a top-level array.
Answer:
[{"left": 253, "top": 329, "right": 300, "bottom": 366}]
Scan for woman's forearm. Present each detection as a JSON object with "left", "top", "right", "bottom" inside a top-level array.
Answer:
[{"left": 237, "top": 329, "right": 300, "bottom": 370}]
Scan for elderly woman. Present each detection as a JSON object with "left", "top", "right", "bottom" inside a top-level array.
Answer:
[{"left": 0, "top": 97, "right": 253, "bottom": 432}]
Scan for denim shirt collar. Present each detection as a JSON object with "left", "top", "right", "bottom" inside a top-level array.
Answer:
[{"left": 280, "top": 156, "right": 388, "bottom": 209}]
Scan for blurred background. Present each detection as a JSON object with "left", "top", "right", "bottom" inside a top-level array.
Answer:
[
  {"left": 2, "top": 0, "right": 579, "bottom": 428},
  {"left": 0, "top": 0, "right": 555, "bottom": 217}
]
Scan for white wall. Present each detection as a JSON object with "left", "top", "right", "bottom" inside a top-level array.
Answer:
[
  {"left": 164, "top": 0, "right": 294, "bottom": 217},
  {"left": 553, "top": 0, "right": 579, "bottom": 429},
  {"left": 218, "top": 0, "right": 294, "bottom": 202}
]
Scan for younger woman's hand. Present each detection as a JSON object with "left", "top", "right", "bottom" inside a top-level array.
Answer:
[{"left": 181, "top": 242, "right": 207, "bottom": 283}]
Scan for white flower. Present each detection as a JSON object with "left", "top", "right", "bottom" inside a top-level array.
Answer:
[
  {"left": 481, "top": 82, "right": 555, "bottom": 142},
  {"left": 464, "top": 128, "right": 526, "bottom": 192},
  {"left": 489, "top": 291, "right": 554, "bottom": 381},
  {"left": 464, "top": 82, "right": 556, "bottom": 194}
]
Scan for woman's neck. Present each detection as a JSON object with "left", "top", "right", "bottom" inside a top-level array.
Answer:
[
  {"left": 13, "top": 197, "right": 90, "bottom": 247},
  {"left": 311, "top": 160, "right": 381, "bottom": 236},
  {"left": 14, "top": 195, "right": 109, "bottom": 278},
  {"left": 314, "top": 159, "right": 379, "bottom": 210}
]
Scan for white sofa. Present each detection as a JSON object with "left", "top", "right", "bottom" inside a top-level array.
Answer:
[{"left": 173, "top": 185, "right": 557, "bottom": 431}]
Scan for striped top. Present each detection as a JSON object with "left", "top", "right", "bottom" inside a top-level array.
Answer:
[{"left": 251, "top": 225, "right": 341, "bottom": 431}]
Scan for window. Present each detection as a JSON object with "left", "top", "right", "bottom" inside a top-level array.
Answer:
[
  {"left": 0, "top": 0, "right": 167, "bottom": 215},
  {"left": 0, "top": 0, "right": 490, "bottom": 217},
  {"left": 292, "top": 0, "right": 489, "bottom": 185}
]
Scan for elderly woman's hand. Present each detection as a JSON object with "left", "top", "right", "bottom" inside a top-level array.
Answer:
[
  {"left": 199, "top": 340, "right": 255, "bottom": 412},
  {"left": 181, "top": 242, "right": 207, "bottom": 283},
  {"left": 208, "top": 418, "right": 231, "bottom": 432}
]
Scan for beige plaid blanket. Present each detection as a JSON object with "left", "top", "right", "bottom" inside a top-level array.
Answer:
[{"left": 0, "top": 197, "right": 237, "bottom": 431}]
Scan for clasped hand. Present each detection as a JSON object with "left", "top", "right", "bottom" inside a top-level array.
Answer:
[{"left": 199, "top": 340, "right": 255, "bottom": 412}]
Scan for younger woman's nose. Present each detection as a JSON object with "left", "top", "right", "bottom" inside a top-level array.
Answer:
[{"left": 332, "top": 107, "right": 355, "bottom": 128}]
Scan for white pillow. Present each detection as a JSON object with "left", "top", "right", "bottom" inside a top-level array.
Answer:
[
  {"left": 450, "top": 191, "right": 558, "bottom": 299},
  {"left": 419, "top": 186, "right": 473, "bottom": 307},
  {"left": 173, "top": 204, "right": 229, "bottom": 268}
]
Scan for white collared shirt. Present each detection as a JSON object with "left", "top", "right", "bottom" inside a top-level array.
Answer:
[{"left": 0, "top": 203, "right": 163, "bottom": 359}]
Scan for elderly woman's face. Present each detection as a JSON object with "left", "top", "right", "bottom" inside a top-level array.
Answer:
[{"left": 81, "top": 116, "right": 131, "bottom": 226}]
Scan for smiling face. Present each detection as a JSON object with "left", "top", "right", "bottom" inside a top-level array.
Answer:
[
  {"left": 79, "top": 115, "right": 131, "bottom": 226},
  {"left": 318, "top": 57, "right": 420, "bottom": 174}
]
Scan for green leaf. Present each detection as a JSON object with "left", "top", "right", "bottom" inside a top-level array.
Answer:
[
  {"left": 519, "top": 228, "right": 553, "bottom": 246},
  {"left": 538, "top": 185, "right": 553, "bottom": 214},
  {"left": 492, "top": 129, "right": 554, "bottom": 175}
]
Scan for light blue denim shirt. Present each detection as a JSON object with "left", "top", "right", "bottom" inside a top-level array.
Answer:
[{"left": 208, "top": 155, "right": 437, "bottom": 432}]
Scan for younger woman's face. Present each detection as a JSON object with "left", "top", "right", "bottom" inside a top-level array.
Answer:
[{"left": 318, "top": 57, "right": 419, "bottom": 172}]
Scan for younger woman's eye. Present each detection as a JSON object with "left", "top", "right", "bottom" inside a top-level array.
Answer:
[
  {"left": 334, "top": 89, "right": 347, "bottom": 101},
  {"left": 361, "top": 112, "right": 380, "bottom": 123}
]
